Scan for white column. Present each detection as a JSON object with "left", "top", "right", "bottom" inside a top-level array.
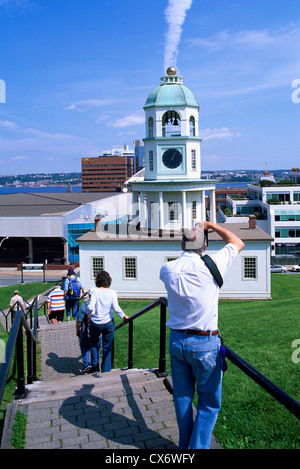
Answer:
[
  {"left": 200, "top": 191, "right": 206, "bottom": 221},
  {"left": 132, "top": 190, "right": 139, "bottom": 220},
  {"left": 159, "top": 191, "right": 164, "bottom": 230},
  {"left": 210, "top": 189, "right": 216, "bottom": 223},
  {"left": 182, "top": 191, "right": 187, "bottom": 228},
  {"left": 140, "top": 191, "right": 145, "bottom": 228}
]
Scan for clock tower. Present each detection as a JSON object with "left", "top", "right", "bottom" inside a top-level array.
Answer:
[{"left": 129, "top": 67, "right": 217, "bottom": 231}]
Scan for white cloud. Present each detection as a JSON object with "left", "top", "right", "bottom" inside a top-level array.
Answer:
[
  {"left": 187, "top": 23, "right": 300, "bottom": 100},
  {"left": 109, "top": 112, "right": 144, "bottom": 128},
  {"left": 24, "top": 127, "right": 80, "bottom": 141},
  {"left": 0, "top": 0, "right": 31, "bottom": 7},
  {"left": 188, "top": 23, "right": 300, "bottom": 51},
  {"left": 65, "top": 98, "right": 118, "bottom": 112},
  {"left": 200, "top": 127, "right": 241, "bottom": 141},
  {"left": 10, "top": 155, "right": 31, "bottom": 160},
  {"left": 0, "top": 120, "right": 19, "bottom": 129}
]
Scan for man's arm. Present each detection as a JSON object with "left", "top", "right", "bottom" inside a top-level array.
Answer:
[{"left": 201, "top": 221, "right": 245, "bottom": 253}]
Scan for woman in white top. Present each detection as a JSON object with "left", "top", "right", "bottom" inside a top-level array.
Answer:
[{"left": 87, "top": 270, "right": 129, "bottom": 373}]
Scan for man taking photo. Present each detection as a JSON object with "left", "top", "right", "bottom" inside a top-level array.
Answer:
[{"left": 160, "top": 221, "right": 244, "bottom": 449}]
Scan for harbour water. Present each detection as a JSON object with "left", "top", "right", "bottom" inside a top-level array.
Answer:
[
  {"left": 0, "top": 185, "right": 82, "bottom": 194},
  {"left": 0, "top": 182, "right": 250, "bottom": 195}
]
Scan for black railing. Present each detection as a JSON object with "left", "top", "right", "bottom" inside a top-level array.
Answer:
[
  {"left": 0, "top": 296, "right": 36, "bottom": 332},
  {"left": 114, "top": 297, "right": 300, "bottom": 421},
  {"left": 224, "top": 346, "right": 300, "bottom": 420},
  {"left": 0, "top": 298, "right": 38, "bottom": 407},
  {"left": 113, "top": 297, "right": 168, "bottom": 377}
]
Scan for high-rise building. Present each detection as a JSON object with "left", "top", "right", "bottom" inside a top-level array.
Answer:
[{"left": 81, "top": 154, "right": 134, "bottom": 192}]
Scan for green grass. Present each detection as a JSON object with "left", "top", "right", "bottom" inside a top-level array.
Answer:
[
  {"left": 0, "top": 281, "right": 56, "bottom": 314},
  {"left": 11, "top": 410, "right": 27, "bottom": 449},
  {"left": 113, "top": 274, "right": 300, "bottom": 450}
]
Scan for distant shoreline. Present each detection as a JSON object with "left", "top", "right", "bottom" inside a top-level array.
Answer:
[
  {"left": 0, "top": 185, "right": 82, "bottom": 194},
  {"left": 0, "top": 182, "right": 252, "bottom": 195}
]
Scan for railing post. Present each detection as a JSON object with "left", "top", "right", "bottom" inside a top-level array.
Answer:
[
  {"left": 15, "top": 316, "right": 27, "bottom": 399},
  {"left": 128, "top": 320, "right": 133, "bottom": 369},
  {"left": 26, "top": 328, "right": 33, "bottom": 384},
  {"left": 156, "top": 298, "right": 168, "bottom": 377}
]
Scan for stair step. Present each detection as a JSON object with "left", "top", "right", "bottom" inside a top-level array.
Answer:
[{"left": 23, "top": 368, "right": 164, "bottom": 404}]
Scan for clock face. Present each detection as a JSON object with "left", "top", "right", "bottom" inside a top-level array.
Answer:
[{"left": 162, "top": 148, "right": 183, "bottom": 169}]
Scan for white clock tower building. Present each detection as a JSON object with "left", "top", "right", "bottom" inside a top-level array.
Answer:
[{"left": 130, "top": 67, "right": 217, "bottom": 231}]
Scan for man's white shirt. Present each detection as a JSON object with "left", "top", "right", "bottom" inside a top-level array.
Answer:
[{"left": 160, "top": 243, "right": 238, "bottom": 331}]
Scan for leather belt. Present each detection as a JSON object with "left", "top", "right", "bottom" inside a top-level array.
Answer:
[{"left": 175, "top": 329, "right": 219, "bottom": 336}]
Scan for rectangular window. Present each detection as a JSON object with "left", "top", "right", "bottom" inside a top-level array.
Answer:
[
  {"left": 168, "top": 201, "right": 179, "bottom": 221},
  {"left": 165, "top": 256, "right": 179, "bottom": 262},
  {"left": 191, "top": 149, "right": 196, "bottom": 170},
  {"left": 123, "top": 257, "right": 137, "bottom": 279},
  {"left": 91, "top": 257, "right": 104, "bottom": 278},
  {"left": 243, "top": 257, "right": 257, "bottom": 279},
  {"left": 149, "top": 151, "right": 154, "bottom": 171},
  {"left": 294, "top": 193, "right": 300, "bottom": 201},
  {"left": 192, "top": 200, "right": 197, "bottom": 220}
]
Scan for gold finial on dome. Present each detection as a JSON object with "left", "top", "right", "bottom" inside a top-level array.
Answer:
[{"left": 166, "top": 67, "right": 176, "bottom": 76}]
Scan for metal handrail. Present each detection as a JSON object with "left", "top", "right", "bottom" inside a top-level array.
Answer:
[
  {"left": 0, "top": 299, "right": 38, "bottom": 407},
  {"left": 224, "top": 346, "right": 300, "bottom": 420},
  {"left": 114, "top": 297, "right": 168, "bottom": 377}
]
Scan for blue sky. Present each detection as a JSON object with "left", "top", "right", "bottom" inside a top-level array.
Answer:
[{"left": 0, "top": 0, "right": 299, "bottom": 175}]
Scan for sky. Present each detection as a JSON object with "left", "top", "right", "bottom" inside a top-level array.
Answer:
[{"left": 0, "top": 0, "right": 299, "bottom": 175}]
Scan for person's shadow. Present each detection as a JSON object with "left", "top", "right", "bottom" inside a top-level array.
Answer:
[
  {"left": 45, "top": 352, "right": 82, "bottom": 376},
  {"left": 59, "top": 374, "right": 177, "bottom": 449}
]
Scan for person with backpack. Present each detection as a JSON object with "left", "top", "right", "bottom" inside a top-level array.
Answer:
[{"left": 64, "top": 268, "right": 85, "bottom": 321}]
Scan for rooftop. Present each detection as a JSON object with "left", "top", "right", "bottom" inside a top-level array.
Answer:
[
  {"left": 144, "top": 68, "right": 199, "bottom": 110},
  {"left": 77, "top": 222, "right": 273, "bottom": 243},
  {"left": 0, "top": 192, "right": 114, "bottom": 217}
]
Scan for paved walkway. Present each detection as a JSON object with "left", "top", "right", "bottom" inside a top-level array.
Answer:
[{"left": 1, "top": 302, "right": 221, "bottom": 450}]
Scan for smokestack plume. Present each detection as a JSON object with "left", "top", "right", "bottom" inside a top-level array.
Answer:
[{"left": 164, "top": 0, "right": 193, "bottom": 71}]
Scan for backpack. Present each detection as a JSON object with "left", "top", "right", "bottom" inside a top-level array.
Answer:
[{"left": 68, "top": 276, "right": 81, "bottom": 299}]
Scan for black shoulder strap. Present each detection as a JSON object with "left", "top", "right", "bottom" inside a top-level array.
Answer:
[{"left": 202, "top": 255, "right": 223, "bottom": 288}]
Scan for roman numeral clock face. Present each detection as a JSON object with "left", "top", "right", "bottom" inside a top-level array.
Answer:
[{"left": 162, "top": 148, "right": 183, "bottom": 169}]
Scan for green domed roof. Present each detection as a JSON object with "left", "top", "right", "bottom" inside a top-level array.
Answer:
[{"left": 144, "top": 71, "right": 199, "bottom": 109}]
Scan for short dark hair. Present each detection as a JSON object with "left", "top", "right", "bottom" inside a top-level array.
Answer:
[{"left": 95, "top": 270, "right": 112, "bottom": 288}]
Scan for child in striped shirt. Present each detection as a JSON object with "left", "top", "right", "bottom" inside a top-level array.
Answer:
[{"left": 47, "top": 283, "right": 65, "bottom": 324}]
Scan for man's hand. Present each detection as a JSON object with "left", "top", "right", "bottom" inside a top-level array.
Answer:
[{"left": 195, "top": 221, "right": 245, "bottom": 253}]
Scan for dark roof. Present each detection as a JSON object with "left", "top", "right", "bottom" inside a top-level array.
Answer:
[
  {"left": 77, "top": 222, "right": 273, "bottom": 243},
  {"left": 0, "top": 192, "right": 113, "bottom": 216}
]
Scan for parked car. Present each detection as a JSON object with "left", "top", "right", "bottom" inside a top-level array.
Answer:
[
  {"left": 291, "top": 265, "right": 300, "bottom": 272},
  {"left": 271, "top": 265, "right": 287, "bottom": 273}
]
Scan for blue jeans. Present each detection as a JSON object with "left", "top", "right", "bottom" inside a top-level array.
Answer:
[
  {"left": 65, "top": 298, "right": 80, "bottom": 318},
  {"left": 89, "top": 320, "right": 115, "bottom": 372},
  {"left": 169, "top": 329, "right": 222, "bottom": 449},
  {"left": 79, "top": 333, "right": 91, "bottom": 368}
]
